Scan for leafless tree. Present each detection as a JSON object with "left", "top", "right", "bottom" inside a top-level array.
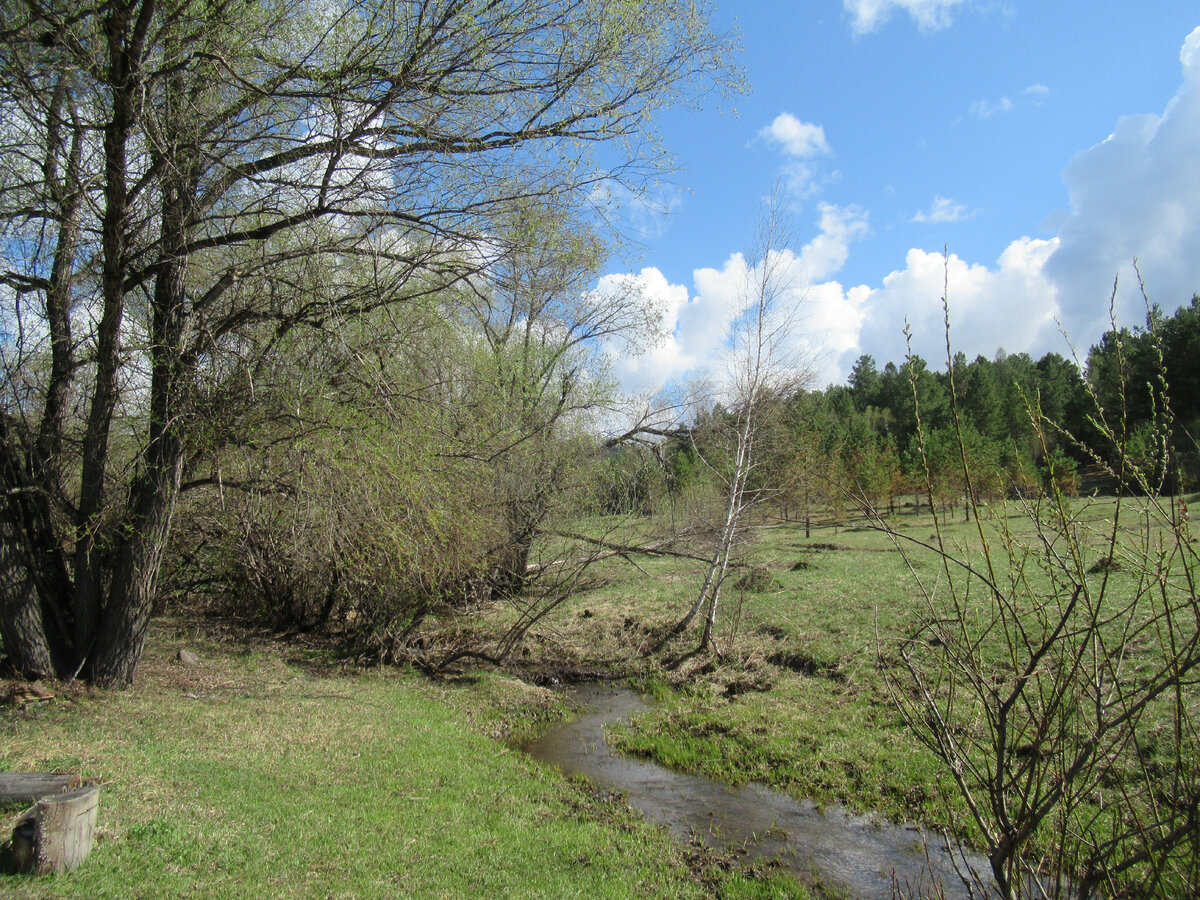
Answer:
[{"left": 668, "top": 190, "right": 811, "bottom": 654}]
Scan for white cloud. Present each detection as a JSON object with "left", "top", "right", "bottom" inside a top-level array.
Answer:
[
  {"left": 1183, "top": 25, "right": 1200, "bottom": 72},
  {"left": 798, "top": 203, "right": 870, "bottom": 279},
  {"left": 912, "top": 196, "right": 973, "bottom": 223},
  {"left": 852, "top": 25, "right": 1200, "bottom": 374},
  {"left": 758, "top": 113, "right": 833, "bottom": 198},
  {"left": 853, "top": 238, "right": 1062, "bottom": 370},
  {"left": 608, "top": 204, "right": 870, "bottom": 392},
  {"left": 600, "top": 267, "right": 694, "bottom": 392},
  {"left": 969, "top": 84, "right": 1048, "bottom": 119},
  {"left": 759, "top": 113, "right": 831, "bottom": 158},
  {"left": 844, "top": 0, "right": 967, "bottom": 34},
  {"left": 623, "top": 26, "right": 1200, "bottom": 390},
  {"left": 969, "top": 96, "right": 1013, "bottom": 119},
  {"left": 1044, "top": 25, "right": 1200, "bottom": 341}
]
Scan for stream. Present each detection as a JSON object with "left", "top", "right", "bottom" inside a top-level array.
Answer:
[{"left": 523, "top": 682, "right": 992, "bottom": 899}]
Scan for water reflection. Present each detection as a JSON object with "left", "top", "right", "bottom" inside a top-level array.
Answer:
[{"left": 523, "top": 683, "right": 990, "bottom": 899}]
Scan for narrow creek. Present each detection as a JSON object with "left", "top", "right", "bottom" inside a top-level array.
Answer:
[{"left": 523, "top": 682, "right": 991, "bottom": 900}]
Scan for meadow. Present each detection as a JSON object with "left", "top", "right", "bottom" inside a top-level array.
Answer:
[{"left": 2, "top": 493, "right": 1195, "bottom": 897}]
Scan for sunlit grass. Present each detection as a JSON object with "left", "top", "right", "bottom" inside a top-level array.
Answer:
[{"left": 1, "top": 628, "right": 766, "bottom": 899}]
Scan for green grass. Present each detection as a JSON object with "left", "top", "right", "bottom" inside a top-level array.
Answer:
[
  {"left": 496, "top": 492, "right": 1198, "bottom": 851},
  {"left": 1, "top": 627, "right": 804, "bottom": 899},
  {"left": 6, "top": 492, "right": 1192, "bottom": 896}
]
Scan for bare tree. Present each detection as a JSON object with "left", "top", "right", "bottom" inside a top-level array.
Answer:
[
  {"left": 0, "top": 0, "right": 739, "bottom": 686},
  {"left": 668, "top": 190, "right": 811, "bottom": 654}
]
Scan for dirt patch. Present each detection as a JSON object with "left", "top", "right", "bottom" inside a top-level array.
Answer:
[
  {"left": 722, "top": 676, "right": 775, "bottom": 699},
  {"left": 1088, "top": 555, "right": 1123, "bottom": 574}
]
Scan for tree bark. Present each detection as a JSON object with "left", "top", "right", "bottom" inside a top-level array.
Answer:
[
  {"left": 73, "top": 0, "right": 152, "bottom": 661},
  {"left": 0, "top": 420, "right": 75, "bottom": 677},
  {"left": 0, "top": 528, "right": 56, "bottom": 678}
]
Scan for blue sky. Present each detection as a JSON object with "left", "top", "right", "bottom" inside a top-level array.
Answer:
[{"left": 604, "top": 1, "right": 1200, "bottom": 392}]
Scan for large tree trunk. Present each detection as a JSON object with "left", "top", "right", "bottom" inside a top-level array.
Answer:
[
  {"left": 88, "top": 117, "right": 194, "bottom": 687},
  {"left": 0, "top": 529, "right": 56, "bottom": 679},
  {"left": 73, "top": 0, "right": 150, "bottom": 663},
  {"left": 0, "top": 420, "right": 76, "bottom": 678},
  {"left": 89, "top": 461, "right": 182, "bottom": 687}
]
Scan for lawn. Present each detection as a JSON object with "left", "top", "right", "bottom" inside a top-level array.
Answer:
[{"left": 3, "top": 491, "right": 1195, "bottom": 897}]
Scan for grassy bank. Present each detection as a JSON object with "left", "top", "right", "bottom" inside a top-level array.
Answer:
[
  {"left": 541, "top": 506, "right": 976, "bottom": 832},
  {"left": 1, "top": 625, "right": 800, "bottom": 899},
  {"left": 487, "top": 493, "right": 1195, "bottom": 849}
]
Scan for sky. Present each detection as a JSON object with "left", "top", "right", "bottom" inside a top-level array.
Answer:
[{"left": 603, "top": 1, "right": 1200, "bottom": 394}]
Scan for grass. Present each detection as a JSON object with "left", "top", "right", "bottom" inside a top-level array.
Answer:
[
  {"left": 4, "top": 491, "right": 1193, "bottom": 896},
  {"left": 1, "top": 625, "right": 806, "bottom": 899},
  {"left": 489, "top": 491, "right": 1199, "bottom": 849}
]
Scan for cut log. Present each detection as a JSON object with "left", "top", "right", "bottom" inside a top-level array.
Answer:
[
  {"left": 0, "top": 773, "right": 80, "bottom": 804},
  {"left": 0, "top": 774, "right": 98, "bottom": 874},
  {"left": 35, "top": 786, "right": 100, "bottom": 873}
]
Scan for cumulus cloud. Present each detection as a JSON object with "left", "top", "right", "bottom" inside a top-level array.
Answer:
[
  {"left": 1044, "top": 25, "right": 1200, "bottom": 341},
  {"left": 912, "top": 196, "right": 973, "bottom": 223},
  {"left": 599, "top": 267, "right": 694, "bottom": 392},
  {"left": 851, "top": 25, "right": 1200, "bottom": 374},
  {"left": 799, "top": 203, "right": 870, "bottom": 279},
  {"left": 616, "top": 27, "right": 1200, "bottom": 392},
  {"left": 853, "top": 238, "right": 1062, "bottom": 370},
  {"left": 759, "top": 113, "right": 831, "bottom": 158},
  {"left": 608, "top": 204, "right": 870, "bottom": 392},
  {"left": 757, "top": 113, "right": 833, "bottom": 199},
  {"left": 844, "top": 0, "right": 967, "bottom": 34}
]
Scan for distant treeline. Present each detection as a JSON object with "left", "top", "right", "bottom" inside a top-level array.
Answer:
[{"left": 655, "top": 295, "right": 1200, "bottom": 519}]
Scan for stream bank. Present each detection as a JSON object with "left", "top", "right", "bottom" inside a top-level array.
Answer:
[{"left": 523, "top": 682, "right": 991, "bottom": 900}]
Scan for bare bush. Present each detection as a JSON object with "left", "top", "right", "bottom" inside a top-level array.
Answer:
[{"left": 876, "top": 283, "right": 1200, "bottom": 898}]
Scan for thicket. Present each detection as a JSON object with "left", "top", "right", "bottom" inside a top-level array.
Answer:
[{"left": 0, "top": 0, "right": 739, "bottom": 685}]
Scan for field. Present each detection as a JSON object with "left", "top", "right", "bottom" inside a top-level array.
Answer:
[{"left": 2, "top": 493, "right": 1196, "bottom": 897}]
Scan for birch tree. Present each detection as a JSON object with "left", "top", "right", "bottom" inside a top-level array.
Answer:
[{"left": 670, "top": 191, "right": 810, "bottom": 653}]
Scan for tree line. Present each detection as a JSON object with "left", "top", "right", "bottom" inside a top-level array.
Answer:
[{"left": 665, "top": 295, "right": 1200, "bottom": 529}]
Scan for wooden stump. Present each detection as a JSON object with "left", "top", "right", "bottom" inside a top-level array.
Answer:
[
  {"left": 0, "top": 773, "right": 80, "bottom": 804},
  {"left": 0, "top": 774, "right": 99, "bottom": 874},
  {"left": 33, "top": 786, "right": 100, "bottom": 873}
]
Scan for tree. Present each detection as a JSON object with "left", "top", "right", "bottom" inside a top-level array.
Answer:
[
  {"left": 847, "top": 353, "right": 881, "bottom": 411},
  {"left": 668, "top": 190, "right": 809, "bottom": 653},
  {"left": 0, "top": 0, "right": 739, "bottom": 686}
]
